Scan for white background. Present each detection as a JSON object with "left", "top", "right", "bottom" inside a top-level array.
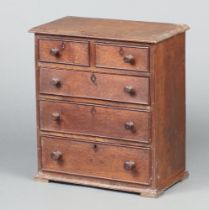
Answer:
[{"left": 0, "top": 0, "right": 209, "bottom": 209}]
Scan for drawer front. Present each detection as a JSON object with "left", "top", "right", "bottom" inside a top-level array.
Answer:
[
  {"left": 40, "top": 101, "right": 150, "bottom": 143},
  {"left": 95, "top": 43, "right": 149, "bottom": 71},
  {"left": 38, "top": 39, "right": 90, "bottom": 66},
  {"left": 41, "top": 137, "right": 151, "bottom": 185},
  {"left": 40, "top": 68, "right": 150, "bottom": 105}
]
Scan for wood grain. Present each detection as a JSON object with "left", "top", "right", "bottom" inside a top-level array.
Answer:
[
  {"left": 29, "top": 16, "right": 189, "bottom": 43},
  {"left": 41, "top": 136, "right": 151, "bottom": 185},
  {"left": 151, "top": 33, "right": 186, "bottom": 189},
  {"left": 40, "top": 68, "right": 150, "bottom": 105},
  {"left": 40, "top": 100, "right": 151, "bottom": 143},
  {"left": 38, "top": 38, "right": 90, "bottom": 66},
  {"left": 95, "top": 43, "right": 149, "bottom": 71}
]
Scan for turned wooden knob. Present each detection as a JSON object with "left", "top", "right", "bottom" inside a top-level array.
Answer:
[
  {"left": 52, "top": 112, "right": 61, "bottom": 121},
  {"left": 51, "top": 78, "right": 61, "bottom": 88},
  {"left": 124, "top": 85, "right": 135, "bottom": 95},
  {"left": 123, "top": 54, "right": 135, "bottom": 64},
  {"left": 50, "top": 151, "right": 62, "bottom": 161},
  {"left": 124, "top": 160, "right": 135, "bottom": 170},
  {"left": 50, "top": 48, "right": 60, "bottom": 57},
  {"left": 124, "top": 121, "right": 134, "bottom": 130}
]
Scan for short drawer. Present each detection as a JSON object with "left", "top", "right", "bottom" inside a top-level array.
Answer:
[
  {"left": 40, "top": 101, "right": 151, "bottom": 143},
  {"left": 38, "top": 39, "right": 90, "bottom": 66},
  {"left": 41, "top": 136, "right": 151, "bottom": 185},
  {"left": 40, "top": 68, "right": 150, "bottom": 105},
  {"left": 95, "top": 43, "right": 149, "bottom": 72}
]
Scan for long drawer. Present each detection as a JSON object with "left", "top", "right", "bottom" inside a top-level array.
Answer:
[
  {"left": 40, "top": 68, "right": 150, "bottom": 105},
  {"left": 40, "top": 100, "right": 151, "bottom": 143},
  {"left": 41, "top": 136, "right": 151, "bottom": 185}
]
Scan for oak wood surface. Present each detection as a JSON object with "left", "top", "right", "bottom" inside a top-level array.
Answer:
[
  {"left": 36, "top": 35, "right": 152, "bottom": 76},
  {"left": 152, "top": 33, "right": 186, "bottom": 189},
  {"left": 38, "top": 38, "right": 90, "bottom": 66},
  {"left": 39, "top": 100, "right": 151, "bottom": 143},
  {"left": 95, "top": 43, "right": 149, "bottom": 71},
  {"left": 39, "top": 95, "right": 151, "bottom": 111},
  {"left": 41, "top": 136, "right": 151, "bottom": 185},
  {"left": 35, "top": 170, "right": 188, "bottom": 197},
  {"left": 40, "top": 68, "right": 150, "bottom": 105},
  {"left": 29, "top": 16, "right": 189, "bottom": 43}
]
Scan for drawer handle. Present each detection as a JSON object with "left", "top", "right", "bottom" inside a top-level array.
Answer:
[
  {"left": 50, "top": 151, "right": 62, "bottom": 161},
  {"left": 124, "top": 85, "right": 135, "bottom": 95},
  {"left": 52, "top": 112, "right": 61, "bottom": 121},
  {"left": 123, "top": 54, "right": 135, "bottom": 65},
  {"left": 50, "top": 48, "right": 60, "bottom": 57},
  {"left": 51, "top": 78, "right": 61, "bottom": 88},
  {"left": 124, "top": 160, "right": 136, "bottom": 170},
  {"left": 124, "top": 121, "right": 135, "bottom": 130}
]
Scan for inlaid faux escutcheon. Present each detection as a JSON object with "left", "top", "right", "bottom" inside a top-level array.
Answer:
[
  {"left": 38, "top": 39, "right": 90, "bottom": 66},
  {"left": 41, "top": 137, "right": 151, "bottom": 185},
  {"left": 40, "top": 68, "right": 150, "bottom": 105},
  {"left": 95, "top": 43, "right": 149, "bottom": 72},
  {"left": 40, "top": 101, "right": 151, "bottom": 143}
]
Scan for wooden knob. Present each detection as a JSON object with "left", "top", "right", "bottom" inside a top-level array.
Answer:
[
  {"left": 52, "top": 112, "right": 61, "bottom": 121},
  {"left": 50, "top": 151, "right": 62, "bottom": 161},
  {"left": 124, "top": 160, "right": 135, "bottom": 170},
  {"left": 51, "top": 78, "right": 61, "bottom": 88},
  {"left": 124, "top": 85, "right": 135, "bottom": 95},
  {"left": 50, "top": 48, "right": 60, "bottom": 57},
  {"left": 123, "top": 54, "right": 135, "bottom": 64},
  {"left": 124, "top": 121, "right": 134, "bottom": 130}
]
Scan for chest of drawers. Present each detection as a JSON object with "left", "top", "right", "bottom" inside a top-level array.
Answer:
[{"left": 29, "top": 17, "right": 189, "bottom": 197}]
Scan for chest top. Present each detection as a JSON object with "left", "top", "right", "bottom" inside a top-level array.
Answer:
[{"left": 29, "top": 16, "right": 189, "bottom": 43}]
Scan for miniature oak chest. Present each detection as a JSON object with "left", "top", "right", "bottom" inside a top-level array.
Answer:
[{"left": 29, "top": 16, "right": 189, "bottom": 197}]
